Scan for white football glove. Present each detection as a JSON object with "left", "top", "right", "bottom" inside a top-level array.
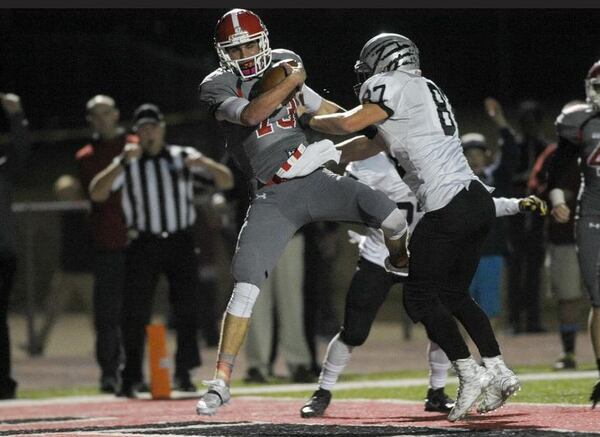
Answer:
[
  {"left": 276, "top": 139, "right": 341, "bottom": 179},
  {"left": 347, "top": 229, "right": 366, "bottom": 246}
]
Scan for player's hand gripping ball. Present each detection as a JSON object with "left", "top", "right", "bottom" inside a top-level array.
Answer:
[{"left": 249, "top": 59, "right": 300, "bottom": 105}]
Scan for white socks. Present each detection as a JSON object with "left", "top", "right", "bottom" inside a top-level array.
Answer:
[
  {"left": 428, "top": 341, "right": 451, "bottom": 390},
  {"left": 318, "top": 333, "right": 354, "bottom": 391}
]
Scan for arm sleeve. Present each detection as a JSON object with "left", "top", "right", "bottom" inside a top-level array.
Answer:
[
  {"left": 493, "top": 197, "right": 521, "bottom": 217},
  {"left": 215, "top": 96, "right": 249, "bottom": 123},
  {"left": 199, "top": 75, "right": 245, "bottom": 123},
  {"left": 300, "top": 84, "right": 323, "bottom": 113}
]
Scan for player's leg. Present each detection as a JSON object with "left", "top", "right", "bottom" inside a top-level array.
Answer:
[
  {"left": 550, "top": 243, "right": 583, "bottom": 370},
  {"left": 575, "top": 216, "right": 600, "bottom": 407},
  {"left": 243, "top": 271, "right": 274, "bottom": 382},
  {"left": 306, "top": 170, "right": 407, "bottom": 248},
  {"left": 403, "top": 182, "right": 496, "bottom": 421},
  {"left": 301, "top": 257, "right": 395, "bottom": 418},
  {"left": 425, "top": 341, "right": 454, "bottom": 412},
  {"left": 197, "top": 186, "right": 303, "bottom": 415}
]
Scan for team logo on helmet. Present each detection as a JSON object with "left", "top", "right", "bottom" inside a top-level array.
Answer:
[
  {"left": 353, "top": 33, "right": 420, "bottom": 96},
  {"left": 214, "top": 9, "right": 272, "bottom": 80}
]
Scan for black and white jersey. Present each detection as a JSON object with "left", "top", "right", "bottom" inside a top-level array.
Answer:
[
  {"left": 358, "top": 70, "right": 490, "bottom": 212},
  {"left": 112, "top": 145, "right": 214, "bottom": 235}
]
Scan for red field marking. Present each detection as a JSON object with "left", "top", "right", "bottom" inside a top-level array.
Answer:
[{"left": 0, "top": 397, "right": 599, "bottom": 435}]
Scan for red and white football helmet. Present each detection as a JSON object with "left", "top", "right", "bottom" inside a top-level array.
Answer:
[
  {"left": 214, "top": 9, "right": 272, "bottom": 79},
  {"left": 585, "top": 60, "right": 600, "bottom": 108}
]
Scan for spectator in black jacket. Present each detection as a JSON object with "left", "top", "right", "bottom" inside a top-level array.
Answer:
[
  {"left": 461, "top": 98, "right": 519, "bottom": 324},
  {"left": 0, "top": 93, "right": 30, "bottom": 400}
]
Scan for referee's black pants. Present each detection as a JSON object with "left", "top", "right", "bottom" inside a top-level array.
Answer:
[
  {"left": 120, "top": 230, "right": 201, "bottom": 385},
  {"left": 403, "top": 181, "right": 501, "bottom": 361}
]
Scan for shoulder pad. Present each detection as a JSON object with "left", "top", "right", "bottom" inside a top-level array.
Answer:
[
  {"left": 555, "top": 102, "right": 595, "bottom": 142},
  {"left": 272, "top": 48, "right": 303, "bottom": 64}
]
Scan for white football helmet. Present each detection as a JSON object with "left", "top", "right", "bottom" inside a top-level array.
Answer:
[
  {"left": 354, "top": 33, "right": 420, "bottom": 94},
  {"left": 214, "top": 9, "right": 272, "bottom": 79},
  {"left": 585, "top": 60, "right": 600, "bottom": 109}
]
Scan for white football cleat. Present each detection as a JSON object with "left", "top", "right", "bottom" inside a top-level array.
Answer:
[
  {"left": 477, "top": 356, "right": 521, "bottom": 413},
  {"left": 447, "top": 356, "right": 494, "bottom": 422},
  {"left": 196, "top": 379, "right": 230, "bottom": 416}
]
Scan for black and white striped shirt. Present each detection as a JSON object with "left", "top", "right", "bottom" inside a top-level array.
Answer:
[{"left": 112, "top": 145, "right": 213, "bottom": 235}]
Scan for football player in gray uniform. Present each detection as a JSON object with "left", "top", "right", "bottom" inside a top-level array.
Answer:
[
  {"left": 301, "top": 33, "right": 519, "bottom": 421},
  {"left": 549, "top": 60, "right": 600, "bottom": 408},
  {"left": 195, "top": 10, "right": 409, "bottom": 416}
]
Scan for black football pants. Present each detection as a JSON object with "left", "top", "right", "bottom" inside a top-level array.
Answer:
[{"left": 403, "top": 181, "right": 501, "bottom": 361}]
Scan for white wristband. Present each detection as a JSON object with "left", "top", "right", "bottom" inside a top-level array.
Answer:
[
  {"left": 300, "top": 84, "right": 323, "bottom": 113},
  {"left": 548, "top": 188, "right": 566, "bottom": 207}
]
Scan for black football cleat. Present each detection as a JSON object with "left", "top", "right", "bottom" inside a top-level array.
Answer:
[
  {"left": 590, "top": 380, "right": 600, "bottom": 409},
  {"left": 300, "top": 389, "right": 332, "bottom": 418},
  {"left": 424, "top": 387, "right": 455, "bottom": 413}
]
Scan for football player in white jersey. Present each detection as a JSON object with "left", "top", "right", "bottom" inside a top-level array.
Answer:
[
  {"left": 300, "top": 33, "right": 519, "bottom": 421},
  {"left": 300, "top": 152, "right": 547, "bottom": 418}
]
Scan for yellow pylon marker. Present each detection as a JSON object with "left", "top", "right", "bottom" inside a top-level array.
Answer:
[{"left": 146, "top": 323, "right": 171, "bottom": 399}]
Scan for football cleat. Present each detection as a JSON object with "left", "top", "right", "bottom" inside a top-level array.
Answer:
[
  {"left": 424, "top": 388, "right": 455, "bottom": 413},
  {"left": 590, "top": 380, "right": 600, "bottom": 409},
  {"left": 196, "top": 379, "right": 230, "bottom": 416},
  {"left": 477, "top": 356, "right": 521, "bottom": 414},
  {"left": 448, "top": 357, "right": 494, "bottom": 421},
  {"left": 300, "top": 388, "right": 332, "bottom": 418},
  {"left": 553, "top": 353, "right": 576, "bottom": 371}
]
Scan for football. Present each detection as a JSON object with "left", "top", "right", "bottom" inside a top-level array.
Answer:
[{"left": 249, "top": 59, "right": 299, "bottom": 104}]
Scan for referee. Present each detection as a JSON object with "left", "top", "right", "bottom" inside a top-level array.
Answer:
[{"left": 89, "top": 103, "right": 233, "bottom": 397}]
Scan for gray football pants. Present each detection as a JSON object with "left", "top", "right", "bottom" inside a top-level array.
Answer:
[
  {"left": 232, "top": 169, "right": 397, "bottom": 287},
  {"left": 576, "top": 215, "right": 600, "bottom": 307}
]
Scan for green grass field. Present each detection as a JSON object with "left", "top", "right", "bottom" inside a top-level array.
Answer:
[{"left": 16, "top": 364, "right": 598, "bottom": 405}]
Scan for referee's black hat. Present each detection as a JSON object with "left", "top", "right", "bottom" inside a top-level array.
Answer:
[{"left": 132, "top": 103, "right": 164, "bottom": 130}]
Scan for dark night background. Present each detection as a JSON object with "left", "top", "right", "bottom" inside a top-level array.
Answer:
[{"left": 0, "top": 8, "right": 599, "bottom": 199}]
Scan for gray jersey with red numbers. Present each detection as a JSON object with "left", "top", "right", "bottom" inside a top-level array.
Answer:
[
  {"left": 358, "top": 70, "right": 486, "bottom": 213},
  {"left": 199, "top": 49, "right": 307, "bottom": 183},
  {"left": 556, "top": 102, "right": 600, "bottom": 217}
]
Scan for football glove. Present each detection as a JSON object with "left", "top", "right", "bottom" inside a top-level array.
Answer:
[{"left": 518, "top": 195, "right": 548, "bottom": 216}]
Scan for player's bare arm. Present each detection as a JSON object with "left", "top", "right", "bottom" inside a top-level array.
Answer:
[
  {"left": 336, "top": 132, "right": 387, "bottom": 164},
  {"left": 307, "top": 103, "right": 388, "bottom": 135},
  {"left": 240, "top": 61, "right": 306, "bottom": 126}
]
